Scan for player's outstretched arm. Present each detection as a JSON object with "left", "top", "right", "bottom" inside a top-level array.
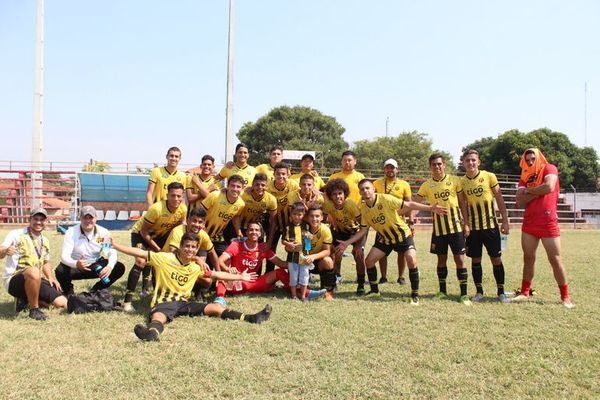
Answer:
[
  {"left": 402, "top": 200, "right": 447, "bottom": 215},
  {"left": 112, "top": 241, "right": 149, "bottom": 260},
  {"left": 211, "top": 269, "right": 257, "bottom": 283}
]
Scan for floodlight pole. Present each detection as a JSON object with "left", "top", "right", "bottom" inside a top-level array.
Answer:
[
  {"left": 31, "top": 0, "right": 45, "bottom": 208},
  {"left": 224, "top": 0, "right": 235, "bottom": 164}
]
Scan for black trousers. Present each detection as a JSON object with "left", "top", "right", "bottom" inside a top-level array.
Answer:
[{"left": 55, "top": 259, "right": 125, "bottom": 295}]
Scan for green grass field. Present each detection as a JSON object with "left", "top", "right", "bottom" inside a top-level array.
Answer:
[{"left": 0, "top": 228, "right": 599, "bottom": 399}]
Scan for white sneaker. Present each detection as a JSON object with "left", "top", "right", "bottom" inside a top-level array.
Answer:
[
  {"left": 562, "top": 298, "right": 575, "bottom": 309},
  {"left": 472, "top": 293, "right": 484, "bottom": 302},
  {"left": 123, "top": 302, "right": 136, "bottom": 313},
  {"left": 498, "top": 293, "right": 510, "bottom": 303},
  {"left": 511, "top": 294, "right": 530, "bottom": 303}
]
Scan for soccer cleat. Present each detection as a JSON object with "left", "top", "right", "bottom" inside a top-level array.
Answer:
[
  {"left": 459, "top": 295, "right": 472, "bottom": 306},
  {"left": 435, "top": 291, "right": 449, "bottom": 300},
  {"left": 251, "top": 304, "right": 272, "bottom": 324},
  {"left": 306, "top": 288, "right": 327, "bottom": 300},
  {"left": 410, "top": 296, "right": 420, "bottom": 306},
  {"left": 471, "top": 293, "right": 484, "bottom": 302},
  {"left": 562, "top": 298, "right": 575, "bottom": 309},
  {"left": 324, "top": 291, "right": 334, "bottom": 301},
  {"left": 498, "top": 293, "right": 510, "bottom": 303},
  {"left": 356, "top": 284, "right": 366, "bottom": 296},
  {"left": 397, "top": 277, "right": 406, "bottom": 285},
  {"left": 134, "top": 324, "right": 159, "bottom": 341},
  {"left": 15, "top": 298, "right": 28, "bottom": 315},
  {"left": 335, "top": 275, "right": 343, "bottom": 285},
  {"left": 365, "top": 291, "right": 381, "bottom": 299},
  {"left": 140, "top": 288, "right": 150, "bottom": 298},
  {"left": 379, "top": 277, "right": 388, "bottom": 284},
  {"left": 28, "top": 308, "right": 48, "bottom": 321},
  {"left": 213, "top": 296, "right": 228, "bottom": 308},
  {"left": 511, "top": 294, "right": 530, "bottom": 303},
  {"left": 123, "top": 302, "right": 136, "bottom": 313}
]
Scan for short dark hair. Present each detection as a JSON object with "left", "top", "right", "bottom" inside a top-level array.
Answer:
[
  {"left": 167, "top": 146, "right": 181, "bottom": 155},
  {"left": 253, "top": 173, "right": 268, "bottom": 183},
  {"left": 273, "top": 162, "right": 290, "bottom": 172},
  {"left": 201, "top": 154, "right": 215, "bottom": 164},
  {"left": 291, "top": 201, "right": 307, "bottom": 214},
  {"left": 325, "top": 178, "right": 350, "bottom": 198},
  {"left": 341, "top": 150, "right": 356, "bottom": 159},
  {"left": 299, "top": 174, "right": 314, "bottom": 183},
  {"left": 228, "top": 174, "right": 245, "bottom": 186},
  {"left": 247, "top": 221, "right": 263, "bottom": 234},
  {"left": 462, "top": 149, "right": 479, "bottom": 159},
  {"left": 189, "top": 207, "right": 207, "bottom": 220},
  {"left": 358, "top": 178, "right": 373, "bottom": 189},
  {"left": 270, "top": 144, "right": 283, "bottom": 154},
  {"left": 167, "top": 182, "right": 184, "bottom": 192},
  {"left": 429, "top": 153, "right": 445, "bottom": 164},
  {"left": 180, "top": 232, "right": 200, "bottom": 247},
  {"left": 306, "top": 202, "right": 323, "bottom": 214},
  {"left": 524, "top": 149, "right": 536, "bottom": 156},
  {"left": 235, "top": 143, "right": 249, "bottom": 153}
]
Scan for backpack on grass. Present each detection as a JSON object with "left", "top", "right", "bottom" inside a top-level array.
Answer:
[{"left": 67, "top": 289, "right": 120, "bottom": 314}]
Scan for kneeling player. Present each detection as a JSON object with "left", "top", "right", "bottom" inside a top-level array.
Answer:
[{"left": 112, "top": 233, "right": 272, "bottom": 342}]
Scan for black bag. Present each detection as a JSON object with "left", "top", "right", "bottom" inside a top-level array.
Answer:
[{"left": 67, "top": 289, "right": 119, "bottom": 314}]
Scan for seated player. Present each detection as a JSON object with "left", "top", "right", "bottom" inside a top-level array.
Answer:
[{"left": 112, "top": 233, "right": 273, "bottom": 342}]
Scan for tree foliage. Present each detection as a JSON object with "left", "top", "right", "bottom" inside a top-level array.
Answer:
[
  {"left": 236, "top": 106, "right": 349, "bottom": 169},
  {"left": 462, "top": 128, "right": 599, "bottom": 189},
  {"left": 353, "top": 131, "right": 455, "bottom": 173},
  {"left": 82, "top": 160, "right": 111, "bottom": 172}
]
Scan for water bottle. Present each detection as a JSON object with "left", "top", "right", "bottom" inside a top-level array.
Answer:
[
  {"left": 500, "top": 233, "right": 508, "bottom": 252},
  {"left": 100, "top": 237, "right": 111, "bottom": 259},
  {"left": 303, "top": 231, "right": 312, "bottom": 253},
  {"left": 94, "top": 264, "right": 110, "bottom": 285}
]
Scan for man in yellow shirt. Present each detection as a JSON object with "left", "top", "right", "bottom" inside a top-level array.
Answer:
[
  {"left": 187, "top": 154, "right": 222, "bottom": 212},
  {"left": 328, "top": 151, "right": 365, "bottom": 206},
  {"left": 146, "top": 146, "right": 188, "bottom": 208},
  {"left": 255, "top": 144, "right": 284, "bottom": 182},
  {"left": 290, "top": 153, "right": 325, "bottom": 191},
  {"left": 113, "top": 232, "right": 272, "bottom": 342},
  {"left": 217, "top": 143, "right": 256, "bottom": 187},
  {"left": 239, "top": 173, "right": 278, "bottom": 248}
]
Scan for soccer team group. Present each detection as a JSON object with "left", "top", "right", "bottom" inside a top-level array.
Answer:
[{"left": 0, "top": 144, "right": 574, "bottom": 341}]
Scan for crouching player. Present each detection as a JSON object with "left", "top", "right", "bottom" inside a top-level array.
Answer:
[{"left": 112, "top": 233, "right": 272, "bottom": 342}]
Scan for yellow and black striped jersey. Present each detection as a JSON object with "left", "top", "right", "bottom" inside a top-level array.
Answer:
[
  {"left": 322, "top": 199, "right": 361, "bottom": 234},
  {"left": 373, "top": 178, "right": 412, "bottom": 200},
  {"left": 267, "top": 179, "right": 299, "bottom": 232},
  {"left": 132, "top": 200, "right": 187, "bottom": 238},
  {"left": 255, "top": 163, "right": 276, "bottom": 182},
  {"left": 289, "top": 171, "right": 326, "bottom": 190},
  {"left": 217, "top": 164, "right": 256, "bottom": 187},
  {"left": 283, "top": 222, "right": 310, "bottom": 263},
  {"left": 148, "top": 166, "right": 188, "bottom": 204},
  {"left": 187, "top": 173, "right": 222, "bottom": 211},
  {"left": 201, "top": 190, "right": 245, "bottom": 242},
  {"left": 417, "top": 175, "right": 463, "bottom": 236},
  {"left": 307, "top": 223, "right": 333, "bottom": 255},
  {"left": 328, "top": 170, "right": 365, "bottom": 206},
  {"left": 360, "top": 194, "right": 410, "bottom": 245},
  {"left": 147, "top": 251, "right": 211, "bottom": 307},
  {"left": 461, "top": 170, "right": 499, "bottom": 230},
  {"left": 161, "top": 224, "right": 214, "bottom": 254},
  {"left": 239, "top": 189, "right": 277, "bottom": 229}
]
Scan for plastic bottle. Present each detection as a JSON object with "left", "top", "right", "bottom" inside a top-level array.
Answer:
[
  {"left": 500, "top": 233, "right": 508, "bottom": 252},
  {"left": 303, "top": 231, "right": 312, "bottom": 253},
  {"left": 100, "top": 237, "right": 111, "bottom": 259},
  {"left": 94, "top": 264, "right": 110, "bottom": 285}
]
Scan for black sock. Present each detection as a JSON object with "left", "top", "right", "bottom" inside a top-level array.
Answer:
[
  {"left": 320, "top": 269, "right": 337, "bottom": 292},
  {"left": 221, "top": 309, "right": 244, "bottom": 321},
  {"left": 437, "top": 266, "right": 448, "bottom": 293},
  {"left": 125, "top": 265, "right": 142, "bottom": 302},
  {"left": 148, "top": 320, "right": 164, "bottom": 334},
  {"left": 472, "top": 263, "right": 483, "bottom": 294},
  {"left": 409, "top": 268, "right": 419, "bottom": 298},
  {"left": 493, "top": 263, "right": 505, "bottom": 295},
  {"left": 141, "top": 265, "right": 151, "bottom": 289},
  {"left": 457, "top": 268, "right": 468, "bottom": 297},
  {"left": 357, "top": 274, "right": 365, "bottom": 286},
  {"left": 366, "top": 267, "right": 379, "bottom": 293}
]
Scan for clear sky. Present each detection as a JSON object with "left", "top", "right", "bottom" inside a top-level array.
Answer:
[{"left": 1, "top": 0, "right": 598, "bottom": 168}]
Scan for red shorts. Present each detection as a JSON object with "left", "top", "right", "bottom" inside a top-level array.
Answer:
[{"left": 521, "top": 223, "right": 560, "bottom": 239}]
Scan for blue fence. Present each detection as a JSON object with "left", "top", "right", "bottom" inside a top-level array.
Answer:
[{"left": 79, "top": 172, "right": 147, "bottom": 202}]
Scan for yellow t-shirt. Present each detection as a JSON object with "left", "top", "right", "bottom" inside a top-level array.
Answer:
[
  {"left": 255, "top": 163, "right": 276, "bottom": 182},
  {"left": 161, "top": 224, "right": 214, "bottom": 254},
  {"left": 461, "top": 170, "right": 499, "bottom": 230},
  {"left": 267, "top": 179, "right": 300, "bottom": 232},
  {"left": 239, "top": 189, "right": 278, "bottom": 229},
  {"left": 201, "top": 191, "right": 245, "bottom": 242},
  {"left": 132, "top": 200, "right": 187, "bottom": 239},
  {"left": 217, "top": 164, "right": 256, "bottom": 187},
  {"left": 360, "top": 194, "right": 410, "bottom": 245},
  {"left": 306, "top": 223, "right": 333, "bottom": 255},
  {"left": 187, "top": 173, "right": 222, "bottom": 211},
  {"left": 148, "top": 166, "right": 188, "bottom": 204},
  {"left": 328, "top": 170, "right": 365, "bottom": 206},
  {"left": 373, "top": 178, "right": 412, "bottom": 200},
  {"left": 147, "top": 251, "right": 210, "bottom": 307},
  {"left": 289, "top": 171, "right": 325, "bottom": 190},
  {"left": 322, "top": 199, "right": 361, "bottom": 234},
  {"left": 417, "top": 174, "right": 463, "bottom": 236},
  {"left": 2, "top": 228, "right": 50, "bottom": 290}
]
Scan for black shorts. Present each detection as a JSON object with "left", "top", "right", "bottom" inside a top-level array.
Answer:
[
  {"left": 131, "top": 232, "right": 168, "bottom": 250},
  {"left": 466, "top": 228, "right": 501, "bottom": 258},
  {"left": 149, "top": 300, "right": 208, "bottom": 322},
  {"left": 8, "top": 273, "right": 62, "bottom": 304},
  {"left": 373, "top": 236, "right": 416, "bottom": 256},
  {"left": 430, "top": 232, "right": 466, "bottom": 256},
  {"left": 332, "top": 229, "right": 366, "bottom": 248}
]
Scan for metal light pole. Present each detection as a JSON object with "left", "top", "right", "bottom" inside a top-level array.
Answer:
[
  {"left": 224, "top": 0, "right": 235, "bottom": 163},
  {"left": 31, "top": 0, "right": 45, "bottom": 208}
]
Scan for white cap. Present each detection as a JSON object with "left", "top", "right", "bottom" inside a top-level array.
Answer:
[{"left": 383, "top": 159, "right": 398, "bottom": 168}]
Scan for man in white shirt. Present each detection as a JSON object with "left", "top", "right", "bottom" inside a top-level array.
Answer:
[{"left": 54, "top": 206, "right": 125, "bottom": 296}]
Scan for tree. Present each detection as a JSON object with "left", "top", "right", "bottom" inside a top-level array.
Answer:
[
  {"left": 462, "top": 128, "right": 599, "bottom": 189},
  {"left": 236, "top": 106, "right": 349, "bottom": 169},
  {"left": 353, "top": 131, "right": 455, "bottom": 173},
  {"left": 82, "top": 160, "right": 112, "bottom": 172}
]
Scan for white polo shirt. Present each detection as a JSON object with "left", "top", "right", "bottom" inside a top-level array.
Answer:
[{"left": 61, "top": 224, "right": 117, "bottom": 269}]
